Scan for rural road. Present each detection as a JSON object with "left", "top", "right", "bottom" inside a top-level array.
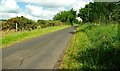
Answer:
[{"left": 2, "top": 26, "right": 76, "bottom": 69}]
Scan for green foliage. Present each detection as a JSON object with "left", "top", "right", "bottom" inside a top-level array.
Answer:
[
  {"left": 2, "top": 16, "right": 66, "bottom": 31},
  {"left": 37, "top": 20, "right": 64, "bottom": 28},
  {"left": 78, "top": 2, "right": 120, "bottom": 23},
  {"left": 2, "top": 16, "right": 38, "bottom": 31},
  {"left": 53, "top": 8, "right": 77, "bottom": 26},
  {"left": 61, "top": 23, "right": 119, "bottom": 70}
]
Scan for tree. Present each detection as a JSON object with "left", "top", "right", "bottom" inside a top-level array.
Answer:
[
  {"left": 78, "top": 2, "right": 120, "bottom": 23},
  {"left": 53, "top": 8, "right": 77, "bottom": 26}
]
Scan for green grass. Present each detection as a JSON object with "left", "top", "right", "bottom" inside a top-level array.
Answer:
[
  {"left": 60, "top": 23, "right": 119, "bottom": 70},
  {"left": 2, "top": 25, "right": 69, "bottom": 48}
]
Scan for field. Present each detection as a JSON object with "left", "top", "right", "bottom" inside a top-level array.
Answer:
[
  {"left": 1, "top": 25, "right": 69, "bottom": 48},
  {"left": 60, "top": 23, "right": 120, "bottom": 70}
]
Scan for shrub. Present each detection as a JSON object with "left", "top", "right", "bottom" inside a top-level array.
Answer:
[{"left": 2, "top": 16, "right": 38, "bottom": 31}]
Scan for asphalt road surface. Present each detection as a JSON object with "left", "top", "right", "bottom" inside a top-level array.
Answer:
[{"left": 2, "top": 26, "right": 76, "bottom": 69}]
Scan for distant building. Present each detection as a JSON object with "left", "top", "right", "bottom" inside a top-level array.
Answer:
[{"left": 76, "top": 17, "right": 83, "bottom": 22}]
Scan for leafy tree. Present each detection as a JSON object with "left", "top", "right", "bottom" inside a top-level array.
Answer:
[
  {"left": 78, "top": 2, "right": 120, "bottom": 23},
  {"left": 53, "top": 8, "right": 77, "bottom": 26}
]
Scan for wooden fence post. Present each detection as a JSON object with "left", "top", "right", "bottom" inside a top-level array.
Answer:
[{"left": 16, "top": 23, "right": 17, "bottom": 32}]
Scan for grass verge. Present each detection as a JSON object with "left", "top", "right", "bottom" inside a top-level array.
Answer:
[
  {"left": 2, "top": 25, "right": 69, "bottom": 48},
  {"left": 60, "top": 23, "right": 119, "bottom": 70}
]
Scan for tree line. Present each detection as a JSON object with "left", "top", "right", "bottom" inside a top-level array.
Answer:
[
  {"left": 78, "top": 2, "right": 120, "bottom": 23},
  {"left": 53, "top": 2, "right": 120, "bottom": 24}
]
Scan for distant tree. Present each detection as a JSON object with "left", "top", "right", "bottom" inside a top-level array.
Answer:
[{"left": 53, "top": 8, "right": 77, "bottom": 26}]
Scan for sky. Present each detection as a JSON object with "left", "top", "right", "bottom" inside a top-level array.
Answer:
[{"left": 0, "top": 0, "right": 92, "bottom": 21}]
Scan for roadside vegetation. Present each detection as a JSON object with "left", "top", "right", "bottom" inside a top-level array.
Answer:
[
  {"left": 60, "top": 23, "right": 119, "bottom": 69},
  {"left": 57, "top": 1, "right": 120, "bottom": 70},
  {"left": 1, "top": 2, "right": 80, "bottom": 48},
  {"left": 1, "top": 1, "right": 119, "bottom": 69},
  {"left": 1, "top": 25, "right": 69, "bottom": 48},
  {"left": 1, "top": 16, "right": 70, "bottom": 48},
  {"left": 1, "top": 16, "right": 66, "bottom": 31}
]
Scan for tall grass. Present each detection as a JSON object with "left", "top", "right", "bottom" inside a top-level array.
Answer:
[
  {"left": 60, "top": 23, "right": 119, "bottom": 70},
  {"left": 2, "top": 26, "right": 69, "bottom": 48}
]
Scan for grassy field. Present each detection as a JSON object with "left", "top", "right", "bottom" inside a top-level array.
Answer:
[
  {"left": 60, "top": 23, "right": 119, "bottom": 70},
  {"left": 1, "top": 25, "right": 69, "bottom": 48}
]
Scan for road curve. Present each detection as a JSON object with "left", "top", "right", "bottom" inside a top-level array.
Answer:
[{"left": 2, "top": 26, "right": 76, "bottom": 69}]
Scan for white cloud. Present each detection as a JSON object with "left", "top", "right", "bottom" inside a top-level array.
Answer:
[
  {"left": 0, "top": 0, "right": 91, "bottom": 20},
  {"left": 0, "top": 0, "right": 34, "bottom": 20},
  {"left": 16, "top": 0, "right": 91, "bottom": 20},
  {"left": 0, "top": 13, "right": 20, "bottom": 19},
  {"left": 25, "top": 5, "right": 66, "bottom": 20},
  {"left": 17, "top": 0, "right": 77, "bottom": 8},
  {"left": 0, "top": 11, "right": 33, "bottom": 20},
  {"left": 16, "top": 0, "right": 91, "bottom": 9},
  {"left": 0, "top": 0, "right": 21, "bottom": 19},
  {"left": 26, "top": 5, "right": 42, "bottom": 17},
  {"left": 0, "top": 0, "right": 20, "bottom": 13},
  {"left": 72, "top": 0, "right": 90, "bottom": 13}
]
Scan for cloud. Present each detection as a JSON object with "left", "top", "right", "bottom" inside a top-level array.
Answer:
[
  {"left": 0, "top": 0, "right": 20, "bottom": 13},
  {"left": 0, "top": 0, "right": 21, "bottom": 20},
  {"left": 25, "top": 5, "right": 66, "bottom": 20},
  {"left": 0, "top": 0, "right": 34, "bottom": 20},
  {"left": 0, "top": 12, "right": 27, "bottom": 19},
  {"left": 26, "top": 5, "right": 43, "bottom": 17},
  {"left": 17, "top": 0, "right": 77, "bottom": 8},
  {"left": 16, "top": 0, "right": 91, "bottom": 9},
  {"left": 18, "top": 0, "right": 90, "bottom": 20},
  {"left": 0, "top": 0, "right": 91, "bottom": 20},
  {"left": 0, "top": 13, "right": 13, "bottom": 19}
]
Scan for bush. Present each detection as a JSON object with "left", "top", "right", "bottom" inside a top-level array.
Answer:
[
  {"left": 37, "top": 20, "right": 64, "bottom": 28},
  {"left": 2, "top": 16, "right": 38, "bottom": 31},
  {"left": 2, "top": 16, "right": 66, "bottom": 32}
]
